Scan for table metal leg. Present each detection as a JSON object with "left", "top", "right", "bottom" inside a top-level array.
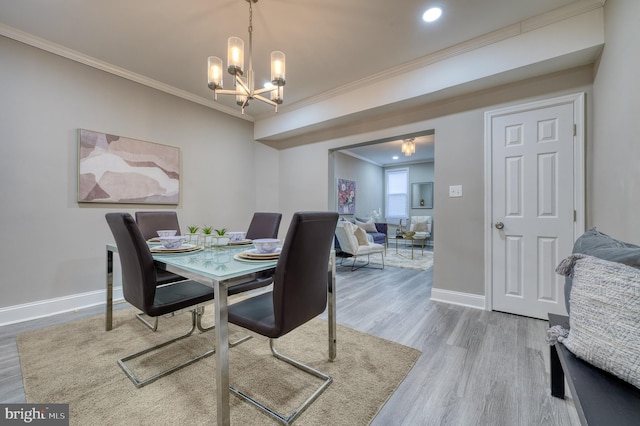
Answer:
[
  {"left": 328, "top": 251, "right": 337, "bottom": 361},
  {"left": 214, "top": 280, "right": 231, "bottom": 425},
  {"left": 106, "top": 248, "right": 114, "bottom": 331}
]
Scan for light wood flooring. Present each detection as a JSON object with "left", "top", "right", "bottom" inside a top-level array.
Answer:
[{"left": 1, "top": 258, "right": 580, "bottom": 425}]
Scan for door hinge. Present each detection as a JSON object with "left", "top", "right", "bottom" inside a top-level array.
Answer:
[
  {"left": 573, "top": 124, "right": 577, "bottom": 136},
  {"left": 574, "top": 210, "right": 577, "bottom": 222}
]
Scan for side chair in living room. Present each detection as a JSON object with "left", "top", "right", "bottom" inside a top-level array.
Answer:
[
  {"left": 227, "top": 211, "right": 339, "bottom": 425},
  {"left": 106, "top": 212, "right": 215, "bottom": 388},
  {"left": 334, "top": 221, "right": 385, "bottom": 271}
]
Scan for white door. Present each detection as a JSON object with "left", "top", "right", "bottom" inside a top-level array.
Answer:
[{"left": 486, "top": 95, "right": 584, "bottom": 319}]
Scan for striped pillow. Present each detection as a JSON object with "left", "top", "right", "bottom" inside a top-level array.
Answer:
[{"left": 556, "top": 254, "right": 640, "bottom": 389}]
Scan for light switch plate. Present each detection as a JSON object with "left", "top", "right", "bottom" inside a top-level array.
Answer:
[{"left": 449, "top": 185, "right": 463, "bottom": 197}]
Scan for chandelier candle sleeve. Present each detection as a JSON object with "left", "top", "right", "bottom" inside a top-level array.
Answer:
[
  {"left": 227, "top": 37, "right": 244, "bottom": 75},
  {"left": 208, "top": 57, "right": 223, "bottom": 89}
]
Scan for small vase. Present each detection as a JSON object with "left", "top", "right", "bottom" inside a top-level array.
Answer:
[{"left": 185, "top": 233, "right": 201, "bottom": 246}]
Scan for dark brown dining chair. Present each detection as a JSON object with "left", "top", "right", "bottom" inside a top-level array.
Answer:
[
  {"left": 134, "top": 211, "right": 189, "bottom": 330},
  {"left": 106, "top": 212, "right": 215, "bottom": 388},
  {"left": 227, "top": 211, "right": 338, "bottom": 425},
  {"left": 245, "top": 212, "right": 282, "bottom": 240},
  {"left": 135, "top": 211, "right": 182, "bottom": 240}
]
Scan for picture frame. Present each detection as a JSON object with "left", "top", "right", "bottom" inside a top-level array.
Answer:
[
  {"left": 77, "top": 129, "right": 180, "bottom": 204},
  {"left": 337, "top": 178, "right": 356, "bottom": 214}
]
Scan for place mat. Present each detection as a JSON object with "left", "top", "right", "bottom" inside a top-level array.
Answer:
[
  {"left": 234, "top": 253, "right": 279, "bottom": 263},
  {"left": 237, "top": 248, "right": 281, "bottom": 261},
  {"left": 228, "top": 239, "right": 252, "bottom": 246},
  {"left": 150, "top": 244, "right": 202, "bottom": 254},
  {"left": 18, "top": 307, "right": 421, "bottom": 425}
]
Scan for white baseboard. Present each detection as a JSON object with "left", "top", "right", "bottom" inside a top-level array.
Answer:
[
  {"left": 430, "top": 288, "right": 485, "bottom": 310},
  {"left": 0, "top": 287, "right": 124, "bottom": 326}
]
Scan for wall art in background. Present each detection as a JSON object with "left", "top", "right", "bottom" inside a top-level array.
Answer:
[
  {"left": 337, "top": 178, "right": 356, "bottom": 214},
  {"left": 78, "top": 129, "right": 180, "bottom": 204}
]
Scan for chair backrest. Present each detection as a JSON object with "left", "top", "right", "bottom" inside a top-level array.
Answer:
[
  {"left": 410, "top": 215, "right": 432, "bottom": 233},
  {"left": 246, "top": 212, "right": 282, "bottom": 240},
  {"left": 135, "top": 211, "right": 182, "bottom": 240},
  {"left": 334, "top": 221, "right": 359, "bottom": 255},
  {"left": 106, "top": 213, "right": 157, "bottom": 312},
  {"left": 272, "top": 212, "right": 339, "bottom": 337}
]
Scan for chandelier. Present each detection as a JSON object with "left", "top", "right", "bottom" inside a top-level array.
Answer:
[
  {"left": 401, "top": 138, "right": 416, "bottom": 156},
  {"left": 207, "top": 0, "right": 285, "bottom": 114}
]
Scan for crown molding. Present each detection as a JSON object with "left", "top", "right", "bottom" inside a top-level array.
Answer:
[{"left": 0, "top": 23, "right": 253, "bottom": 122}]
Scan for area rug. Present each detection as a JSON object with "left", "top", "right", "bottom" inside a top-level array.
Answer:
[
  {"left": 372, "top": 247, "right": 433, "bottom": 271},
  {"left": 17, "top": 307, "right": 420, "bottom": 425}
]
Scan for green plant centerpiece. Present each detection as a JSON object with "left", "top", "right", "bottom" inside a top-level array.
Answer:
[
  {"left": 202, "top": 225, "right": 213, "bottom": 235},
  {"left": 206, "top": 227, "right": 229, "bottom": 247},
  {"left": 185, "top": 225, "right": 200, "bottom": 245}
]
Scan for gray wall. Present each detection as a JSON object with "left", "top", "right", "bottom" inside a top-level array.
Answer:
[
  {"left": 0, "top": 36, "right": 271, "bottom": 309},
  {"left": 591, "top": 0, "right": 640, "bottom": 242},
  {"left": 332, "top": 152, "right": 384, "bottom": 219},
  {"left": 2, "top": 0, "right": 636, "bottom": 314},
  {"left": 275, "top": 65, "right": 593, "bottom": 297}
]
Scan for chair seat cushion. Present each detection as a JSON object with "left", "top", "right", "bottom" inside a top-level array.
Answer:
[
  {"left": 228, "top": 292, "right": 277, "bottom": 337},
  {"left": 354, "top": 243, "right": 385, "bottom": 255},
  {"left": 148, "top": 280, "right": 214, "bottom": 317}
]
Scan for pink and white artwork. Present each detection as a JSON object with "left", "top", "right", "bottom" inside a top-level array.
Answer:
[{"left": 78, "top": 129, "right": 180, "bottom": 204}]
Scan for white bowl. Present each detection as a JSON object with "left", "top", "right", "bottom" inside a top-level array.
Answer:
[
  {"left": 253, "top": 238, "right": 280, "bottom": 254},
  {"left": 157, "top": 229, "right": 177, "bottom": 237},
  {"left": 226, "top": 231, "right": 246, "bottom": 242},
  {"left": 159, "top": 236, "right": 185, "bottom": 249}
]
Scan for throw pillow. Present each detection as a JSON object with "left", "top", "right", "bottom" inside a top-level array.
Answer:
[
  {"left": 413, "top": 221, "right": 427, "bottom": 232},
  {"left": 353, "top": 226, "right": 369, "bottom": 246},
  {"left": 555, "top": 254, "right": 640, "bottom": 389},
  {"left": 565, "top": 227, "right": 640, "bottom": 312},
  {"left": 355, "top": 219, "right": 378, "bottom": 233}
]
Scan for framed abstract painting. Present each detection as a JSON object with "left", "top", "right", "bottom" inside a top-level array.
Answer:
[
  {"left": 337, "top": 178, "right": 356, "bottom": 214},
  {"left": 77, "top": 129, "right": 180, "bottom": 204}
]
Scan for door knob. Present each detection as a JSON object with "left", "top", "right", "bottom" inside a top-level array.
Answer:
[{"left": 495, "top": 222, "right": 504, "bottom": 230}]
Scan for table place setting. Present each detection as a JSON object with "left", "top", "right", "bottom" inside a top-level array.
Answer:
[
  {"left": 148, "top": 232, "right": 203, "bottom": 254},
  {"left": 234, "top": 238, "right": 281, "bottom": 262}
]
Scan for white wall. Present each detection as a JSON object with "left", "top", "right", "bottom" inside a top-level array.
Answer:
[
  {"left": 591, "top": 0, "right": 640, "bottom": 242},
  {"left": 0, "top": 36, "right": 275, "bottom": 313}
]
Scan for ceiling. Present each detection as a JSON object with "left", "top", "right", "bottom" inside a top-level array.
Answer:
[
  {"left": 0, "top": 0, "right": 601, "bottom": 163},
  {"left": 340, "top": 134, "right": 435, "bottom": 167}
]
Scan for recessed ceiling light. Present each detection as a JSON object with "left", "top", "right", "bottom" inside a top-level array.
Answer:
[
  {"left": 423, "top": 7, "right": 442, "bottom": 23},
  {"left": 392, "top": 156, "right": 399, "bottom": 160}
]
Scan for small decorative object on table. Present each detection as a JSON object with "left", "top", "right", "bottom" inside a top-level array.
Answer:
[{"left": 185, "top": 225, "right": 200, "bottom": 245}]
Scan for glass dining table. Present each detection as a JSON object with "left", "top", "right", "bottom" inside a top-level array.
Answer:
[{"left": 105, "top": 242, "right": 337, "bottom": 425}]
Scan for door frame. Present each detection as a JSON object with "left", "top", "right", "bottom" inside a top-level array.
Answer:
[{"left": 483, "top": 93, "right": 586, "bottom": 312}]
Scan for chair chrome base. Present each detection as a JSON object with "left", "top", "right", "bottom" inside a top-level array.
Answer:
[
  {"left": 118, "top": 309, "right": 215, "bottom": 388},
  {"left": 339, "top": 253, "right": 384, "bottom": 271},
  {"left": 230, "top": 339, "right": 333, "bottom": 425}
]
